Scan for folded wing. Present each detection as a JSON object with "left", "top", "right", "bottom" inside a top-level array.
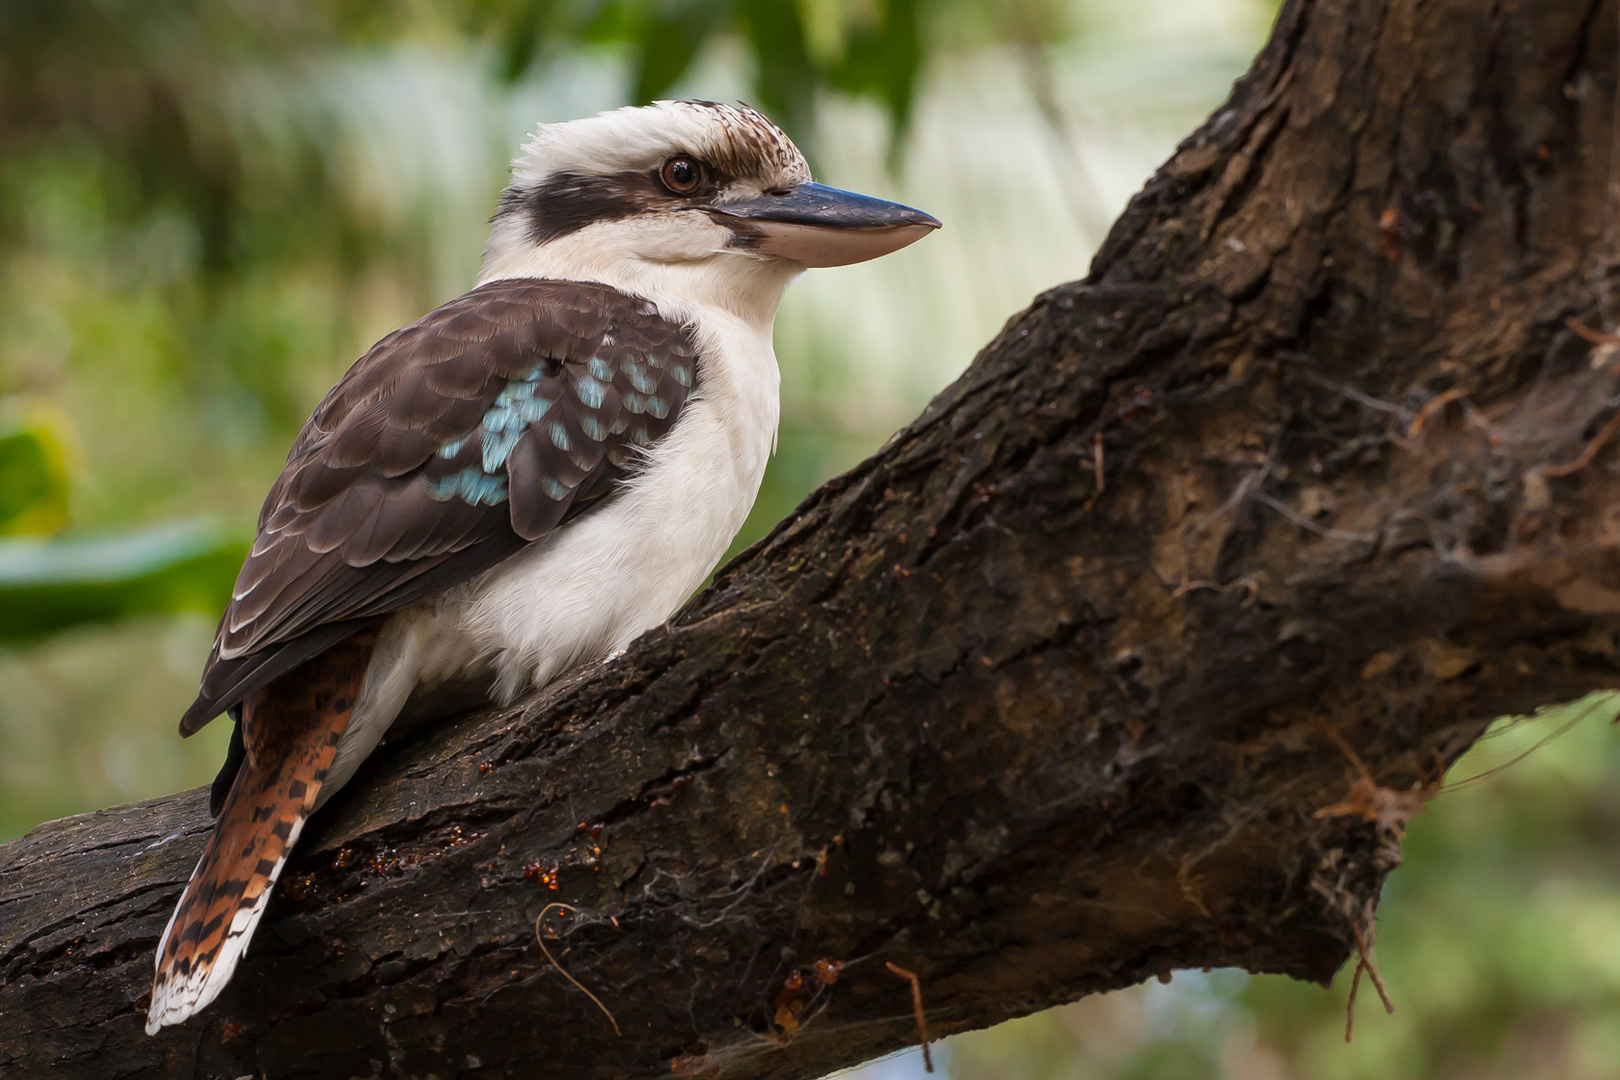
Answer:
[{"left": 180, "top": 279, "right": 698, "bottom": 735}]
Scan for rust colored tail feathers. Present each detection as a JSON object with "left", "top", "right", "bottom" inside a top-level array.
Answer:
[{"left": 146, "top": 627, "right": 380, "bottom": 1035}]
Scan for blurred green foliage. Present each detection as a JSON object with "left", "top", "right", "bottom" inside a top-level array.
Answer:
[
  {"left": 1, "top": 0, "right": 940, "bottom": 268},
  {"left": 0, "top": 397, "right": 76, "bottom": 535},
  {"left": 0, "top": 0, "right": 1045, "bottom": 637},
  {"left": 0, "top": 520, "right": 244, "bottom": 642}
]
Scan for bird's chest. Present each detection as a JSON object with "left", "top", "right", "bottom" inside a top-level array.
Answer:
[{"left": 417, "top": 314, "right": 780, "bottom": 696}]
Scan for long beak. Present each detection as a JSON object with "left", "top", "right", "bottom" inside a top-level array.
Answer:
[{"left": 712, "top": 183, "right": 941, "bottom": 267}]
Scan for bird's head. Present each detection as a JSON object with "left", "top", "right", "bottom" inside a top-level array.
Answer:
[{"left": 480, "top": 100, "right": 939, "bottom": 321}]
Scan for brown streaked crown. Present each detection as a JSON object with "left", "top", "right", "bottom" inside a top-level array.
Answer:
[{"left": 493, "top": 100, "right": 812, "bottom": 247}]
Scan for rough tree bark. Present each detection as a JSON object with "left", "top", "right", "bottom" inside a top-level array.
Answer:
[{"left": 7, "top": 0, "right": 1620, "bottom": 1075}]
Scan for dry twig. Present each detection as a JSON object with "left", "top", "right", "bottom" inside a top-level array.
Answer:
[
  {"left": 1441, "top": 702, "right": 1598, "bottom": 793},
  {"left": 1407, "top": 388, "right": 1466, "bottom": 436},
  {"left": 1313, "top": 725, "right": 1429, "bottom": 839},
  {"left": 1566, "top": 315, "right": 1620, "bottom": 348},
  {"left": 885, "top": 962, "right": 934, "bottom": 1073},
  {"left": 1543, "top": 407, "right": 1620, "bottom": 477},
  {"left": 1175, "top": 853, "right": 1212, "bottom": 917},
  {"left": 534, "top": 902, "right": 621, "bottom": 1036},
  {"left": 1344, "top": 916, "right": 1395, "bottom": 1042}
]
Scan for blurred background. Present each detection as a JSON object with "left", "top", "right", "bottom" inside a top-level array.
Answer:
[{"left": 5, "top": 0, "right": 1620, "bottom": 1076}]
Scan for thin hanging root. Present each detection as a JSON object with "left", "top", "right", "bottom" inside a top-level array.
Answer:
[
  {"left": 1343, "top": 921, "right": 1394, "bottom": 1043},
  {"left": 1544, "top": 407, "right": 1620, "bottom": 477},
  {"left": 535, "top": 902, "right": 621, "bottom": 1037},
  {"left": 885, "top": 962, "right": 934, "bottom": 1073},
  {"left": 1566, "top": 316, "right": 1620, "bottom": 348},
  {"left": 1353, "top": 922, "right": 1395, "bottom": 1014},
  {"left": 1344, "top": 965, "right": 1359, "bottom": 1044},
  {"left": 1407, "top": 388, "right": 1465, "bottom": 436}
]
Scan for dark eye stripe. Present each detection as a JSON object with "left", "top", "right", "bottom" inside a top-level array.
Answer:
[
  {"left": 494, "top": 171, "right": 653, "bottom": 245},
  {"left": 498, "top": 161, "right": 735, "bottom": 246}
]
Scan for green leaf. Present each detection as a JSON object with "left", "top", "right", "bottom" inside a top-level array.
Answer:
[
  {"left": 499, "top": 0, "right": 553, "bottom": 81},
  {"left": 827, "top": 0, "right": 921, "bottom": 149},
  {"left": 737, "top": 0, "right": 818, "bottom": 146},
  {"left": 628, "top": 0, "right": 731, "bottom": 104},
  {"left": 465, "top": 0, "right": 567, "bottom": 82},
  {"left": 0, "top": 519, "right": 247, "bottom": 643},
  {"left": 0, "top": 398, "right": 78, "bottom": 537}
]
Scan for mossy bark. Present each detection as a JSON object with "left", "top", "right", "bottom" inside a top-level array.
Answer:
[{"left": 7, "top": 0, "right": 1620, "bottom": 1076}]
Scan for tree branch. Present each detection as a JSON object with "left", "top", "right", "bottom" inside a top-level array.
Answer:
[{"left": 7, "top": 0, "right": 1620, "bottom": 1076}]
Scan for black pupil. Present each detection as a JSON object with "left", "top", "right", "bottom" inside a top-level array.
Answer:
[{"left": 668, "top": 159, "right": 697, "bottom": 189}]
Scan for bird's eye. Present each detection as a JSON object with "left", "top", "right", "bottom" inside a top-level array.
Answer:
[{"left": 660, "top": 156, "right": 703, "bottom": 195}]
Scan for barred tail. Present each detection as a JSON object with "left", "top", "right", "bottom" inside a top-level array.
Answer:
[{"left": 146, "top": 627, "right": 379, "bottom": 1034}]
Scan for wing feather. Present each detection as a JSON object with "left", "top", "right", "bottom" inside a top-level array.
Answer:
[{"left": 179, "top": 279, "right": 697, "bottom": 735}]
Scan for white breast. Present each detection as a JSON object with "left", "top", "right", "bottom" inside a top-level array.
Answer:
[{"left": 417, "top": 303, "right": 778, "bottom": 697}]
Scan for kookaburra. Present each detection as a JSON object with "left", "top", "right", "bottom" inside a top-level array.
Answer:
[{"left": 144, "top": 100, "right": 937, "bottom": 1033}]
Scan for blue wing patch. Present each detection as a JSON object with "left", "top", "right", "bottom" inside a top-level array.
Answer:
[
  {"left": 425, "top": 468, "right": 510, "bottom": 506},
  {"left": 421, "top": 342, "right": 696, "bottom": 522}
]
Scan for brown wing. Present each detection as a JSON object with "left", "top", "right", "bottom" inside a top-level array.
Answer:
[{"left": 179, "top": 278, "right": 698, "bottom": 735}]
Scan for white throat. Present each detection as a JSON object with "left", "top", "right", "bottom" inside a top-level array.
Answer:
[{"left": 478, "top": 213, "right": 804, "bottom": 331}]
